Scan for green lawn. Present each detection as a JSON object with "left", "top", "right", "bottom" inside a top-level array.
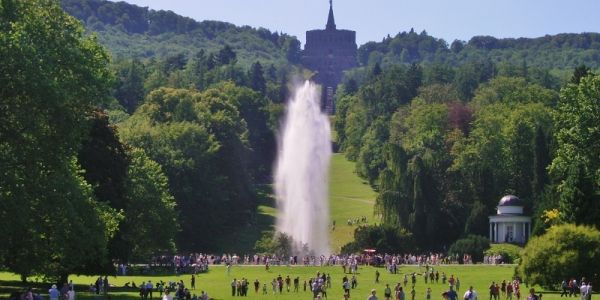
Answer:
[
  {"left": 1, "top": 264, "right": 567, "bottom": 300},
  {"left": 328, "top": 153, "right": 378, "bottom": 252}
]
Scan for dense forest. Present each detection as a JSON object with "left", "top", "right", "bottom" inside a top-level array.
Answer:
[
  {"left": 60, "top": 0, "right": 302, "bottom": 66},
  {"left": 335, "top": 61, "right": 600, "bottom": 253},
  {"left": 359, "top": 29, "right": 600, "bottom": 70}
]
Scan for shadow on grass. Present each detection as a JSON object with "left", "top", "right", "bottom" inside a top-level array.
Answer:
[{"left": 210, "top": 184, "right": 276, "bottom": 254}]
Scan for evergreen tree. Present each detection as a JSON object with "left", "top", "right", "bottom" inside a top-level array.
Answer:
[
  {"left": 217, "top": 44, "right": 236, "bottom": 65},
  {"left": 115, "top": 59, "right": 145, "bottom": 113},
  {"left": 248, "top": 61, "right": 266, "bottom": 94},
  {"left": 531, "top": 127, "right": 550, "bottom": 198},
  {"left": 372, "top": 62, "right": 382, "bottom": 77},
  {"left": 570, "top": 64, "right": 592, "bottom": 84}
]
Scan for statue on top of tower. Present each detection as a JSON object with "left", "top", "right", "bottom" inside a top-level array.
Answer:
[{"left": 326, "top": 0, "right": 336, "bottom": 30}]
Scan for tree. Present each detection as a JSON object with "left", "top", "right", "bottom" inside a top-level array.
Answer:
[
  {"left": 531, "top": 127, "right": 550, "bottom": 199},
  {"left": 182, "top": 50, "right": 209, "bottom": 90},
  {"left": 284, "top": 38, "right": 301, "bottom": 64},
  {"left": 408, "top": 155, "right": 427, "bottom": 246},
  {"left": 550, "top": 75, "right": 600, "bottom": 227},
  {"left": 372, "top": 62, "right": 382, "bottom": 77},
  {"left": 464, "top": 201, "right": 489, "bottom": 237},
  {"left": 116, "top": 148, "right": 178, "bottom": 262},
  {"left": 217, "top": 44, "right": 236, "bottom": 65},
  {"left": 518, "top": 224, "right": 600, "bottom": 288},
  {"left": 356, "top": 118, "right": 389, "bottom": 184},
  {"left": 570, "top": 64, "right": 592, "bottom": 84},
  {"left": 454, "top": 60, "right": 496, "bottom": 101},
  {"left": 79, "top": 110, "right": 130, "bottom": 209},
  {"left": 248, "top": 61, "right": 266, "bottom": 94},
  {"left": 450, "top": 40, "right": 465, "bottom": 53},
  {"left": 0, "top": 0, "right": 115, "bottom": 280},
  {"left": 120, "top": 85, "right": 265, "bottom": 250},
  {"left": 114, "top": 59, "right": 145, "bottom": 113}
]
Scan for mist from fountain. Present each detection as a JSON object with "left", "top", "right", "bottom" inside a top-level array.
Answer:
[{"left": 274, "top": 81, "right": 332, "bottom": 256}]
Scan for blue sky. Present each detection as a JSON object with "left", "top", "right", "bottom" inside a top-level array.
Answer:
[{"left": 117, "top": 0, "right": 600, "bottom": 46}]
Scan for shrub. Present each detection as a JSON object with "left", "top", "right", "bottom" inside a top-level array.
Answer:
[
  {"left": 448, "top": 235, "right": 490, "bottom": 263},
  {"left": 517, "top": 224, "right": 600, "bottom": 289},
  {"left": 485, "top": 243, "right": 523, "bottom": 264},
  {"left": 254, "top": 231, "right": 292, "bottom": 257}
]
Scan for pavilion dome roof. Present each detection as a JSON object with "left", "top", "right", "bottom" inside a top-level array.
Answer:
[{"left": 498, "top": 195, "right": 523, "bottom": 207}]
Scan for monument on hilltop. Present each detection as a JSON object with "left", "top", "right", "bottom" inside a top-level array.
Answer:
[{"left": 302, "top": 0, "right": 357, "bottom": 114}]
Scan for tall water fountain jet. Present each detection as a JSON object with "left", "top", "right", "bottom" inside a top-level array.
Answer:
[{"left": 275, "top": 81, "right": 331, "bottom": 255}]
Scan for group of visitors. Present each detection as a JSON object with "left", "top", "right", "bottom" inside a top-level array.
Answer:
[
  {"left": 89, "top": 277, "right": 109, "bottom": 295},
  {"left": 229, "top": 278, "right": 252, "bottom": 296},
  {"left": 133, "top": 276, "right": 208, "bottom": 300},
  {"left": 347, "top": 216, "right": 369, "bottom": 226},
  {"left": 560, "top": 278, "right": 593, "bottom": 299},
  {"left": 124, "top": 254, "right": 210, "bottom": 275},
  {"left": 486, "top": 279, "right": 523, "bottom": 300},
  {"left": 49, "top": 283, "right": 75, "bottom": 300},
  {"left": 223, "top": 271, "right": 369, "bottom": 299},
  {"left": 483, "top": 255, "right": 506, "bottom": 265},
  {"left": 381, "top": 253, "right": 463, "bottom": 266},
  {"left": 7, "top": 282, "right": 76, "bottom": 300}
]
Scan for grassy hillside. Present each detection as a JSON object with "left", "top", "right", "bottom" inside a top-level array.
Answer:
[{"left": 329, "top": 153, "right": 378, "bottom": 252}]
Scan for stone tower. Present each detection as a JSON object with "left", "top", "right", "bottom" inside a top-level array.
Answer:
[{"left": 302, "top": 0, "right": 357, "bottom": 114}]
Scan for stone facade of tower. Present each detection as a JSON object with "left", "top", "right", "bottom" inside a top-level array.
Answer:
[{"left": 302, "top": 1, "right": 357, "bottom": 114}]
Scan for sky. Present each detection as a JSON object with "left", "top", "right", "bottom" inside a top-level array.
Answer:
[{"left": 116, "top": 0, "right": 600, "bottom": 46}]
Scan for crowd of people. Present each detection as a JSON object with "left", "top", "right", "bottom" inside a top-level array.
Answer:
[{"left": 114, "top": 251, "right": 500, "bottom": 276}]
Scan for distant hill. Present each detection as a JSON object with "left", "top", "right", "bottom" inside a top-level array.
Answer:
[
  {"left": 60, "top": 0, "right": 301, "bottom": 66},
  {"left": 359, "top": 29, "right": 600, "bottom": 69},
  {"left": 62, "top": 0, "right": 600, "bottom": 71}
]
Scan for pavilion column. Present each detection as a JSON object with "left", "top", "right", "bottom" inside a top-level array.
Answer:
[
  {"left": 489, "top": 222, "right": 493, "bottom": 242},
  {"left": 495, "top": 223, "right": 499, "bottom": 242},
  {"left": 522, "top": 222, "right": 526, "bottom": 243}
]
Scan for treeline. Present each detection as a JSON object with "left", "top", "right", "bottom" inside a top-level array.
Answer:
[
  {"left": 0, "top": 0, "right": 289, "bottom": 281},
  {"left": 110, "top": 45, "right": 292, "bottom": 117},
  {"left": 359, "top": 28, "right": 600, "bottom": 69},
  {"left": 335, "top": 60, "right": 600, "bottom": 251},
  {"left": 60, "top": 0, "right": 302, "bottom": 65}
]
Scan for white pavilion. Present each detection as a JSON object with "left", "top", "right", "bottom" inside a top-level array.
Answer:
[{"left": 489, "top": 195, "right": 532, "bottom": 244}]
